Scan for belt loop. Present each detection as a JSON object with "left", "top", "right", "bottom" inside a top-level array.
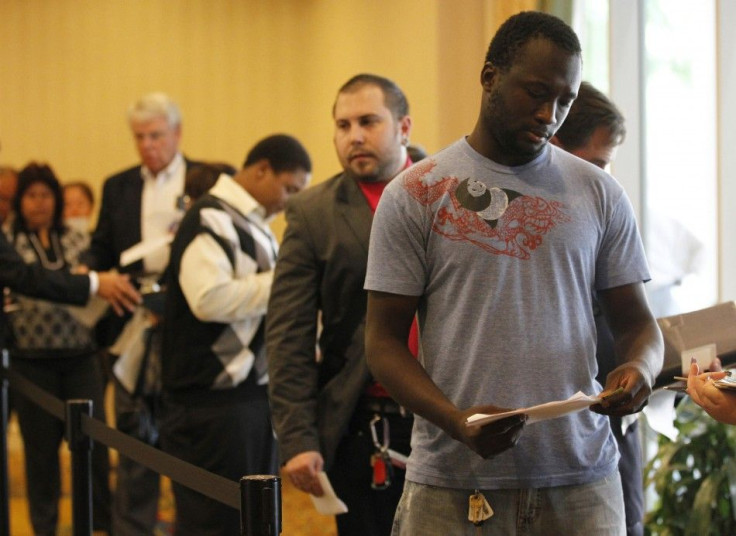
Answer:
[{"left": 359, "top": 396, "right": 411, "bottom": 416}]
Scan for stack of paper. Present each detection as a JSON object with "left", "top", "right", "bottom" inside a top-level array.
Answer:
[
  {"left": 466, "top": 391, "right": 602, "bottom": 427},
  {"left": 714, "top": 376, "right": 736, "bottom": 391}
]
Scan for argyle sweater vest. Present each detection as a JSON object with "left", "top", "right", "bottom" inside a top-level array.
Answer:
[{"left": 162, "top": 194, "right": 269, "bottom": 394}]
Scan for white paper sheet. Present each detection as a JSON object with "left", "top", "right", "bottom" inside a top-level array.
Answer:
[
  {"left": 309, "top": 472, "right": 348, "bottom": 516},
  {"left": 681, "top": 343, "right": 717, "bottom": 374},
  {"left": 642, "top": 389, "right": 678, "bottom": 441},
  {"left": 110, "top": 307, "right": 154, "bottom": 393},
  {"left": 119, "top": 235, "right": 173, "bottom": 268},
  {"left": 466, "top": 391, "right": 602, "bottom": 427}
]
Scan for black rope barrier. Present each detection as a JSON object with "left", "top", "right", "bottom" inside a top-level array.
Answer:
[
  {"left": 80, "top": 413, "right": 240, "bottom": 509},
  {"left": 1, "top": 356, "right": 281, "bottom": 535},
  {"left": 5, "top": 362, "right": 65, "bottom": 420}
]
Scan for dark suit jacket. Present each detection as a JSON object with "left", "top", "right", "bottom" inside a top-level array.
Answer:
[
  {"left": 0, "top": 232, "right": 89, "bottom": 349},
  {"left": 83, "top": 158, "right": 202, "bottom": 344},
  {"left": 266, "top": 172, "right": 375, "bottom": 470},
  {"left": 85, "top": 158, "right": 202, "bottom": 275}
]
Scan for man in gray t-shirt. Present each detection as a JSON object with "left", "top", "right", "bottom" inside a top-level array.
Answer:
[{"left": 364, "top": 11, "right": 663, "bottom": 536}]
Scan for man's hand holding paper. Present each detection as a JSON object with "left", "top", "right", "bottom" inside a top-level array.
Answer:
[
  {"left": 592, "top": 365, "right": 652, "bottom": 417},
  {"left": 454, "top": 405, "right": 527, "bottom": 459},
  {"left": 283, "top": 450, "right": 325, "bottom": 497}
]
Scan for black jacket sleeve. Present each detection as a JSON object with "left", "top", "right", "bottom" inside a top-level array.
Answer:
[
  {"left": 0, "top": 232, "right": 89, "bottom": 304},
  {"left": 0, "top": 232, "right": 90, "bottom": 349}
]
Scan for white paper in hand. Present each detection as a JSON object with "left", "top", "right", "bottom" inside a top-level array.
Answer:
[
  {"left": 119, "top": 234, "right": 174, "bottom": 268},
  {"left": 309, "top": 471, "right": 348, "bottom": 516},
  {"left": 466, "top": 391, "right": 602, "bottom": 427}
]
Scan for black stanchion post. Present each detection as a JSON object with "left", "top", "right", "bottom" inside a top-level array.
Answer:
[
  {"left": 65, "top": 399, "right": 93, "bottom": 536},
  {"left": 0, "top": 350, "right": 10, "bottom": 536},
  {"left": 240, "top": 474, "right": 281, "bottom": 536}
]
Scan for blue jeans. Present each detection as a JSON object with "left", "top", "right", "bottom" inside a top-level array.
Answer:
[{"left": 392, "top": 472, "right": 625, "bottom": 536}]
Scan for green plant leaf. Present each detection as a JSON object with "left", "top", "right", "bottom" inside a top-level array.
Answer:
[
  {"left": 645, "top": 397, "right": 736, "bottom": 534},
  {"left": 725, "top": 457, "right": 736, "bottom": 521},
  {"left": 685, "top": 472, "right": 722, "bottom": 535}
]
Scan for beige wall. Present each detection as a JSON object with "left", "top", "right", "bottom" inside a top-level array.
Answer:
[{"left": 0, "top": 0, "right": 535, "bottom": 237}]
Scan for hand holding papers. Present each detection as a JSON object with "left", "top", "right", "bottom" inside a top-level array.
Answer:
[
  {"left": 466, "top": 391, "right": 602, "bottom": 427},
  {"left": 714, "top": 375, "right": 736, "bottom": 391},
  {"left": 680, "top": 372, "right": 736, "bottom": 391},
  {"left": 685, "top": 360, "right": 736, "bottom": 424},
  {"left": 309, "top": 472, "right": 348, "bottom": 516}
]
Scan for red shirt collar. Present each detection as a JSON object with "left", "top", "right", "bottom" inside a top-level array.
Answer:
[{"left": 357, "top": 156, "right": 413, "bottom": 213}]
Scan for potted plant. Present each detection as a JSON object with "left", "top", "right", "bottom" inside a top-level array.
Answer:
[{"left": 644, "top": 397, "right": 736, "bottom": 535}]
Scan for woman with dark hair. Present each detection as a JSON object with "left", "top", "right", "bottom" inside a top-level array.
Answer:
[{"left": 6, "top": 162, "right": 111, "bottom": 535}]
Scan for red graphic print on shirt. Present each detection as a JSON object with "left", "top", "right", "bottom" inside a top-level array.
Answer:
[{"left": 403, "top": 159, "right": 570, "bottom": 260}]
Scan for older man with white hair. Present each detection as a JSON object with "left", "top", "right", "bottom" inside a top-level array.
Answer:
[{"left": 84, "top": 92, "right": 204, "bottom": 535}]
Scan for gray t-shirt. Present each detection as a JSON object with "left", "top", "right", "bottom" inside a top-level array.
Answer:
[{"left": 365, "top": 138, "right": 650, "bottom": 489}]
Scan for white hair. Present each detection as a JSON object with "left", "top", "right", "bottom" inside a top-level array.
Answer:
[{"left": 127, "top": 92, "right": 181, "bottom": 128}]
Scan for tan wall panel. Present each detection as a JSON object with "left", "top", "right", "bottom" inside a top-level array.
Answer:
[{"left": 0, "top": 0, "right": 532, "bottom": 238}]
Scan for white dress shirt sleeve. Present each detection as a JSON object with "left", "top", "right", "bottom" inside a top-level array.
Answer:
[{"left": 178, "top": 231, "right": 273, "bottom": 323}]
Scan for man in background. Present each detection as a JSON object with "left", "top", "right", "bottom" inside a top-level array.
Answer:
[
  {"left": 266, "top": 74, "right": 414, "bottom": 535},
  {"left": 161, "top": 134, "right": 310, "bottom": 536},
  {"left": 551, "top": 81, "right": 624, "bottom": 169},
  {"left": 551, "top": 80, "right": 644, "bottom": 536},
  {"left": 84, "top": 92, "right": 202, "bottom": 535}
]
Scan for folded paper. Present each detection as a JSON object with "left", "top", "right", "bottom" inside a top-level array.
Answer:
[
  {"left": 309, "top": 472, "right": 348, "bottom": 516},
  {"left": 466, "top": 391, "right": 601, "bottom": 427}
]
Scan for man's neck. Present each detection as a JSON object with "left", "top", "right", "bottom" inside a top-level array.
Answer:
[
  {"left": 350, "top": 154, "right": 412, "bottom": 184},
  {"left": 467, "top": 125, "right": 542, "bottom": 167},
  {"left": 142, "top": 153, "right": 183, "bottom": 180}
]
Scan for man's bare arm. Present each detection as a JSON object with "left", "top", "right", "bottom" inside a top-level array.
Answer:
[
  {"left": 365, "top": 290, "right": 525, "bottom": 459},
  {"left": 595, "top": 282, "right": 663, "bottom": 416}
]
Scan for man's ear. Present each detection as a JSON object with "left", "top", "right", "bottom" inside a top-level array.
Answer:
[
  {"left": 480, "top": 62, "right": 497, "bottom": 91},
  {"left": 172, "top": 123, "right": 182, "bottom": 143},
  {"left": 399, "top": 115, "right": 412, "bottom": 142},
  {"left": 254, "top": 159, "right": 271, "bottom": 179}
]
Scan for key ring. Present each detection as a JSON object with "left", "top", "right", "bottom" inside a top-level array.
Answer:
[{"left": 370, "top": 414, "right": 390, "bottom": 451}]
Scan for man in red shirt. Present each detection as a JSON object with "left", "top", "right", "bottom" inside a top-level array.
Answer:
[{"left": 267, "top": 74, "right": 415, "bottom": 536}]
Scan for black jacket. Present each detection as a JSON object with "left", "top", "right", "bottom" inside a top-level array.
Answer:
[{"left": 0, "top": 232, "right": 88, "bottom": 349}]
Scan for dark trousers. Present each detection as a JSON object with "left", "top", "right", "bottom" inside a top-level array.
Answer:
[
  {"left": 328, "top": 403, "right": 413, "bottom": 536},
  {"left": 12, "top": 355, "right": 112, "bottom": 535},
  {"left": 112, "top": 379, "right": 161, "bottom": 536},
  {"left": 596, "top": 311, "right": 645, "bottom": 536},
  {"left": 612, "top": 417, "right": 644, "bottom": 536},
  {"left": 160, "top": 382, "right": 278, "bottom": 536}
]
